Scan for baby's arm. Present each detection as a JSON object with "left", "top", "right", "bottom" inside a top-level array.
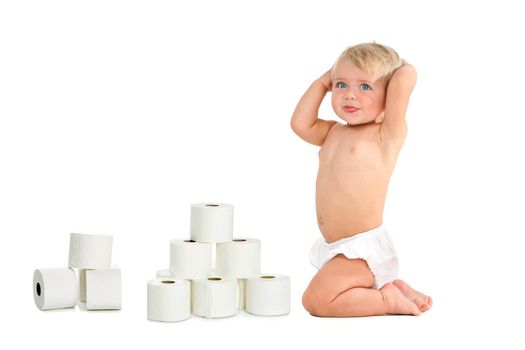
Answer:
[
  {"left": 291, "top": 70, "right": 337, "bottom": 146},
  {"left": 381, "top": 64, "right": 417, "bottom": 142}
]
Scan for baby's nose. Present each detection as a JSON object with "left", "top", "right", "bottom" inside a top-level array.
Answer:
[{"left": 344, "top": 89, "right": 357, "bottom": 100}]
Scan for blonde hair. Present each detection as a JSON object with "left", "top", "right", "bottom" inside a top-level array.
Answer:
[{"left": 334, "top": 42, "right": 404, "bottom": 82}]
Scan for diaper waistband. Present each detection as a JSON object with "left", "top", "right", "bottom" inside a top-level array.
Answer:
[{"left": 323, "top": 224, "right": 386, "bottom": 247}]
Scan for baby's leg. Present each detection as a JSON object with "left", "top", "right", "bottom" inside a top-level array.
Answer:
[{"left": 302, "top": 254, "right": 420, "bottom": 317}]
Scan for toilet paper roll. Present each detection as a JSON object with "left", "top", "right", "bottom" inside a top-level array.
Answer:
[
  {"left": 215, "top": 238, "right": 261, "bottom": 279},
  {"left": 33, "top": 268, "right": 78, "bottom": 310},
  {"left": 190, "top": 203, "right": 233, "bottom": 243},
  {"left": 246, "top": 274, "right": 290, "bottom": 316},
  {"left": 147, "top": 278, "right": 191, "bottom": 322},
  {"left": 192, "top": 277, "right": 237, "bottom": 318},
  {"left": 80, "top": 264, "right": 119, "bottom": 303},
  {"left": 170, "top": 239, "right": 212, "bottom": 279},
  {"left": 85, "top": 269, "right": 122, "bottom": 310},
  {"left": 156, "top": 269, "right": 173, "bottom": 278},
  {"left": 68, "top": 233, "right": 113, "bottom": 269}
]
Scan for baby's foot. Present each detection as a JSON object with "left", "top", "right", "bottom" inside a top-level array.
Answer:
[
  {"left": 380, "top": 283, "right": 421, "bottom": 316},
  {"left": 393, "top": 279, "right": 432, "bottom": 313}
]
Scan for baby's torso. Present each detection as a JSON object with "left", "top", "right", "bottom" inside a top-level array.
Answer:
[{"left": 316, "top": 123, "right": 402, "bottom": 242}]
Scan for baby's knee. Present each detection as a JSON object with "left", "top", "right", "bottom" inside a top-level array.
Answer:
[{"left": 302, "top": 287, "right": 330, "bottom": 317}]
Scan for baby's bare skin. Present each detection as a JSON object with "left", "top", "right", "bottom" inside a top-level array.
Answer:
[
  {"left": 316, "top": 121, "right": 401, "bottom": 242},
  {"left": 293, "top": 61, "right": 409, "bottom": 242},
  {"left": 292, "top": 59, "right": 431, "bottom": 317}
]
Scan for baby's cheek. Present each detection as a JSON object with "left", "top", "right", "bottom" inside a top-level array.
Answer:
[{"left": 331, "top": 95, "right": 339, "bottom": 109}]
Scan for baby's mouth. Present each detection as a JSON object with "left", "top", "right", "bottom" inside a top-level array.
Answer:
[{"left": 343, "top": 106, "right": 359, "bottom": 113}]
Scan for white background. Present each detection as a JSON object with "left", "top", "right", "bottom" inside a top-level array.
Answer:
[{"left": 1, "top": 0, "right": 524, "bottom": 348}]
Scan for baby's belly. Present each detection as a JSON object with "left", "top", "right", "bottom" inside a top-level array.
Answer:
[{"left": 316, "top": 177, "right": 386, "bottom": 243}]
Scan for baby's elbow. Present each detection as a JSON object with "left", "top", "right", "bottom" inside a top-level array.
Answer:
[
  {"left": 290, "top": 118, "right": 306, "bottom": 136},
  {"left": 290, "top": 117, "right": 300, "bottom": 132}
]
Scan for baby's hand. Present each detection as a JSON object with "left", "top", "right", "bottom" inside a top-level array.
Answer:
[{"left": 318, "top": 68, "right": 333, "bottom": 92}]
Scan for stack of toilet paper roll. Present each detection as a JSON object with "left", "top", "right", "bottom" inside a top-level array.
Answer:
[
  {"left": 33, "top": 233, "right": 121, "bottom": 311},
  {"left": 148, "top": 203, "right": 290, "bottom": 322}
]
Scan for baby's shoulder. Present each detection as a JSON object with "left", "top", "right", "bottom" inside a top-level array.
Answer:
[
  {"left": 325, "top": 122, "right": 346, "bottom": 136},
  {"left": 321, "top": 122, "right": 347, "bottom": 143}
]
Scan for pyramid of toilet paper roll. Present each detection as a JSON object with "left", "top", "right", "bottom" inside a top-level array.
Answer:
[
  {"left": 148, "top": 203, "right": 291, "bottom": 322},
  {"left": 33, "top": 233, "right": 121, "bottom": 311}
]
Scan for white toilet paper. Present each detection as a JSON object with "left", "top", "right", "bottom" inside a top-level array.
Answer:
[
  {"left": 156, "top": 269, "right": 173, "bottom": 278},
  {"left": 147, "top": 278, "right": 191, "bottom": 322},
  {"left": 192, "top": 277, "right": 237, "bottom": 318},
  {"left": 190, "top": 203, "right": 233, "bottom": 243},
  {"left": 33, "top": 268, "right": 78, "bottom": 310},
  {"left": 215, "top": 238, "right": 261, "bottom": 279},
  {"left": 85, "top": 269, "right": 121, "bottom": 310},
  {"left": 68, "top": 233, "right": 113, "bottom": 269},
  {"left": 215, "top": 238, "right": 260, "bottom": 310},
  {"left": 245, "top": 274, "right": 290, "bottom": 316},
  {"left": 170, "top": 239, "right": 212, "bottom": 279}
]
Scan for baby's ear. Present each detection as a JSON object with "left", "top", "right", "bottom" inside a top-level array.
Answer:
[{"left": 375, "top": 111, "right": 385, "bottom": 123}]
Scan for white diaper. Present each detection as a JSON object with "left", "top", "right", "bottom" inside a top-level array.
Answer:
[{"left": 309, "top": 225, "right": 399, "bottom": 289}]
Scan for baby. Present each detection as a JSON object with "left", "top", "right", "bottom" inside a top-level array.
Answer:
[{"left": 291, "top": 43, "right": 432, "bottom": 317}]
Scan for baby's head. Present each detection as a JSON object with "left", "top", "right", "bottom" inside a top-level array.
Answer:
[
  {"left": 334, "top": 42, "right": 403, "bottom": 84},
  {"left": 331, "top": 42, "right": 404, "bottom": 125}
]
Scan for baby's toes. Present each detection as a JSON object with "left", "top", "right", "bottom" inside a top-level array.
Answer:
[{"left": 419, "top": 296, "right": 432, "bottom": 312}]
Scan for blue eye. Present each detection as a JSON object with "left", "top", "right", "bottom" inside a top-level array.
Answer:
[
  {"left": 360, "top": 83, "right": 372, "bottom": 91},
  {"left": 335, "top": 82, "right": 347, "bottom": 89}
]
